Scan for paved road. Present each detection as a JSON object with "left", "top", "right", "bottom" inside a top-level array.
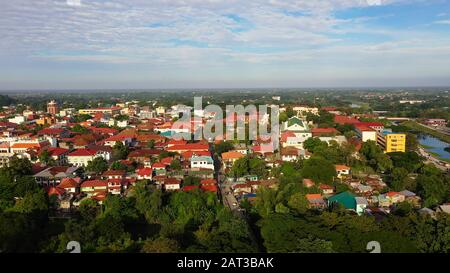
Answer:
[
  {"left": 418, "top": 146, "right": 449, "bottom": 172},
  {"left": 416, "top": 122, "right": 450, "bottom": 136}
]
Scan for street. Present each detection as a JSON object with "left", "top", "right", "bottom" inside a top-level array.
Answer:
[{"left": 418, "top": 146, "right": 449, "bottom": 172}]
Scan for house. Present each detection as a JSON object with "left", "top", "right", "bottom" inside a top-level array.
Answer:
[
  {"left": 200, "top": 182, "right": 218, "bottom": 192},
  {"left": 107, "top": 179, "right": 123, "bottom": 195},
  {"left": 436, "top": 204, "right": 450, "bottom": 214},
  {"left": 80, "top": 180, "right": 108, "bottom": 196},
  {"left": 334, "top": 115, "right": 360, "bottom": 125},
  {"left": 386, "top": 191, "right": 405, "bottom": 204},
  {"left": 354, "top": 125, "right": 377, "bottom": 142},
  {"left": 103, "top": 134, "right": 134, "bottom": 147},
  {"left": 86, "top": 144, "right": 113, "bottom": 161},
  {"left": 38, "top": 147, "right": 70, "bottom": 165},
  {"left": 306, "top": 194, "right": 327, "bottom": 209},
  {"left": 335, "top": 165, "right": 351, "bottom": 178},
  {"left": 281, "top": 147, "right": 300, "bottom": 162},
  {"left": 355, "top": 197, "right": 369, "bottom": 215},
  {"left": 164, "top": 178, "right": 181, "bottom": 191},
  {"left": 319, "top": 184, "right": 334, "bottom": 195},
  {"left": 221, "top": 151, "right": 244, "bottom": 169},
  {"left": 58, "top": 177, "right": 80, "bottom": 193},
  {"left": 190, "top": 155, "right": 214, "bottom": 170},
  {"left": 47, "top": 186, "right": 65, "bottom": 197},
  {"left": 34, "top": 166, "right": 79, "bottom": 186},
  {"left": 303, "top": 178, "right": 315, "bottom": 188},
  {"left": 355, "top": 184, "right": 373, "bottom": 195},
  {"left": 167, "top": 143, "right": 209, "bottom": 154},
  {"left": 67, "top": 149, "right": 99, "bottom": 167},
  {"left": 167, "top": 139, "right": 187, "bottom": 147},
  {"left": 399, "top": 190, "right": 421, "bottom": 207},
  {"left": 232, "top": 143, "right": 249, "bottom": 154},
  {"left": 281, "top": 117, "right": 311, "bottom": 133},
  {"left": 128, "top": 149, "right": 160, "bottom": 163},
  {"left": 376, "top": 195, "right": 391, "bottom": 207},
  {"left": 90, "top": 191, "right": 108, "bottom": 204},
  {"left": 136, "top": 167, "right": 152, "bottom": 180},
  {"left": 233, "top": 183, "right": 252, "bottom": 195},
  {"left": 102, "top": 169, "right": 126, "bottom": 180},
  {"left": 356, "top": 122, "right": 385, "bottom": 132}
]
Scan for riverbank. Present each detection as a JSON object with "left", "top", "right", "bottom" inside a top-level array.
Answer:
[
  {"left": 401, "top": 121, "right": 450, "bottom": 143},
  {"left": 420, "top": 144, "right": 450, "bottom": 163}
]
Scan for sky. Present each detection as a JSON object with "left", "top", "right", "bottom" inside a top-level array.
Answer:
[{"left": 1, "top": 0, "right": 450, "bottom": 90}]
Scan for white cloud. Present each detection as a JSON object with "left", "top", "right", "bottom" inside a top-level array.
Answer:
[
  {"left": 0, "top": 0, "right": 449, "bottom": 89},
  {"left": 434, "top": 20, "right": 450, "bottom": 25}
]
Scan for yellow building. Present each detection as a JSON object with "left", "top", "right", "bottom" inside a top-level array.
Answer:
[
  {"left": 377, "top": 132, "right": 406, "bottom": 153},
  {"left": 36, "top": 116, "right": 56, "bottom": 126}
]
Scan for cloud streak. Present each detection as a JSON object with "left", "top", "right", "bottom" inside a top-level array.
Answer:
[{"left": 0, "top": 0, "right": 449, "bottom": 89}]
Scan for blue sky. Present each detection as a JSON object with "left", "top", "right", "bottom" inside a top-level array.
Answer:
[{"left": 1, "top": 0, "right": 450, "bottom": 90}]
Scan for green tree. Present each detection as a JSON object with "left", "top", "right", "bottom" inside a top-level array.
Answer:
[
  {"left": 391, "top": 167, "right": 409, "bottom": 191},
  {"left": 86, "top": 157, "right": 108, "bottom": 175},
  {"left": 71, "top": 124, "right": 90, "bottom": 134},
  {"left": 215, "top": 141, "right": 234, "bottom": 155},
  {"left": 112, "top": 141, "right": 129, "bottom": 160},
  {"left": 170, "top": 159, "right": 182, "bottom": 171},
  {"left": 38, "top": 149, "right": 55, "bottom": 166},
  {"left": 287, "top": 193, "right": 309, "bottom": 214},
  {"left": 301, "top": 157, "right": 336, "bottom": 184},
  {"left": 141, "top": 237, "right": 179, "bottom": 253},
  {"left": 10, "top": 189, "right": 48, "bottom": 214},
  {"left": 147, "top": 140, "right": 155, "bottom": 149}
]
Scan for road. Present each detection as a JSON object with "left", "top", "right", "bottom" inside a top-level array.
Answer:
[
  {"left": 417, "top": 146, "right": 449, "bottom": 172},
  {"left": 416, "top": 122, "right": 450, "bottom": 137}
]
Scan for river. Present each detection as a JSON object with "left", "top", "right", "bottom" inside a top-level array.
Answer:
[{"left": 417, "top": 134, "right": 450, "bottom": 160}]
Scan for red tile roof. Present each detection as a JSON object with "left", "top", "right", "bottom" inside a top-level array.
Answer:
[
  {"left": 182, "top": 185, "right": 200, "bottom": 191},
  {"left": 136, "top": 168, "right": 152, "bottom": 176},
  {"left": 90, "top": 127, "right": 118, "bottom": 135},
  {"left": 167, "top": 143, "right": 209, "bottom": 152},
  {"left": 311, "top": 127, "right": 339, "bottom": 135},
  {"left": 68, "top": 149, "right": 97, "bottom": 157},
  {"left": 59, "top": 178, "right": 79, "bottom": 188},
  {"left": 39, "top": 147, "right": 69, "bottom": 157},
  {"left": 200, "top": 178, "right": 217, "bottom": 185},
  {"left": 201, "top": 184, "right": 218, "bottom": 193},
  {"left": 181, "top": 150, "right": 211, "bottom": 159},
  {"left": 334, "top": 115, "right": 360, "bottom": 125},
  {"left": 38, "top": 128, "right": 66, "bottom": 135},
  {"left": 161, "top": 157, "right": 174, "bottom": 165},
  {"left": 152, "top": 162, "right": 166, "bottom": 169},
  {"left": 102, "top": 170, "right": 126, "bottom": 176},
  {"left": 164, "top": 178, "right": 181, "bottom": 185},
  {"left": 81, "top": 180, "right": 108, "bottom": 188},
  {"left": 47, "top": 187, "right": 65, "bottom": 196}
]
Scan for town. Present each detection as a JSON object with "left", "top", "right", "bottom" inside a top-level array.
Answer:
[{"left": 0, "top": 89, "right": 448, "bottom": 253}]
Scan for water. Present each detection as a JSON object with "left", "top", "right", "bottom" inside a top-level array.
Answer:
[{"left": 418, "top": 134, "right": 450, "bottom": 160}]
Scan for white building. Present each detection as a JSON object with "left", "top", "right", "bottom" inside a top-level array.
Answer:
[
  {"left": 8, "top": 116, "right": 26, "bottom": 124},
  {"left": 190, "top": 155, "right": 215, "bottom": 170}
]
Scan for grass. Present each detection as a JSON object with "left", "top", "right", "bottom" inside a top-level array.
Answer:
[{"left": 401, "top": 121, "right": 450, "bottom": 144}]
